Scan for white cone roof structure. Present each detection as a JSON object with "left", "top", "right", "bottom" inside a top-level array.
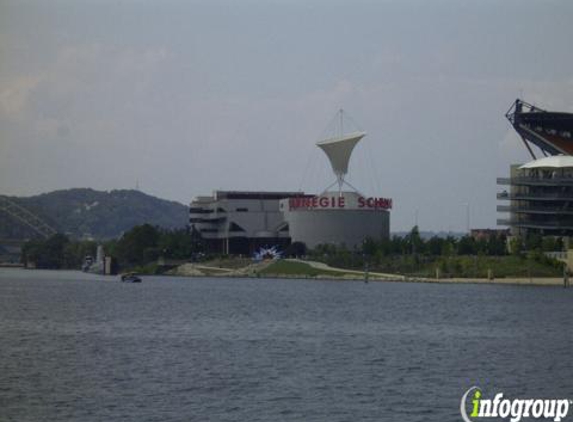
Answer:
[{"left": 316, "top": 131, "right": 366, "bottom": 192}]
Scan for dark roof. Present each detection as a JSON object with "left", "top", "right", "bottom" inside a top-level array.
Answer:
[
  {"left": 506, "top": 99, "right": 573, "bottom": 156},
  {"left": 215, "top": 191, "right": 305, "bottom": 200}
]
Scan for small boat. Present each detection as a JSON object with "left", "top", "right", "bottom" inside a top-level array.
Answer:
[
  {"left": 82, "top": 255, "right": 94, "bottom": 272},
  {"left": 120, "top": 273, "right": 142, "bottom": 283}
]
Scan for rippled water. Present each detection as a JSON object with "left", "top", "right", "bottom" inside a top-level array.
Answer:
[{"left": 1, "top": 268, "right": 572, "bottom": 421}]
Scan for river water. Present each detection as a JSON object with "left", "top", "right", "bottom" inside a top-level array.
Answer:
[{"left": 0, "top": 268, "right": 572, "bottom": 421}]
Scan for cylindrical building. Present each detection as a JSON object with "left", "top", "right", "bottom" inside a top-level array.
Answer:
[{"left": 280, "top": 191, "right": 390, "bottom": 249}]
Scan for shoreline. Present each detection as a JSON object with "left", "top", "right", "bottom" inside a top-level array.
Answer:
[
  {"left": 168, "top": 272, "right": 567, "bottom": 287},
  {"left": 181, "top": 273, "right": 567, "bottom": 287},
  {"left": 1, "top": 266, "right": 568, "bottom": 287},
  {"left": 166, "top": 261, "right": 568, "bottom": 287}
]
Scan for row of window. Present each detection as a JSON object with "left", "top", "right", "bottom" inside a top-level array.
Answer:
[
  {"left": 523, "top": 123, "right": 572, "bottom": 139},
  {"left": 189, "top": 207, "right": 249, "bottom": 213}
]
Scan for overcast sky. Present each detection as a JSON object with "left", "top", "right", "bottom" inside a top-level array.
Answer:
[{"left": 1, "top": 0, "right": 572, "bottom": 232}]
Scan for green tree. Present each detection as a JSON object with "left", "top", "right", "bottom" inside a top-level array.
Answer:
[
  {"left": 406, "top": 226, "right": 423, "bottom": 255},
  {"left": 541, "top": 237, "right": 559, "bottom": 252},
  {"left": 21, "top": 233, "right": 71, "bottom": 269},
  {"left": 158, "top": 228, "right": 196, "bottom": 259},
  {"left": 457, "top": 236, "right": 476, "bottom": 255},
  {"left": 509, "top": 236, "right": 524, "bottom": 256},
  {"left": 525, "top": 233, "right": 542, "bottom": 251},
  {"left": 426, "top": 236, "right": 444, "bottom": 256},
  {"left": 115, "top": 224, "right": 160, "bottom": 266},
  {"left": 441, "top": 237, "right": 457, "bottom": 257},
  {"left": 284, "top": 241, "right": 307, "bottom": 258},
  {"left": 362, "top": 237, "right": 378, "bottom": 257},
  {"left": 486, "top": 234, "right": 507, "bottom": 256}
]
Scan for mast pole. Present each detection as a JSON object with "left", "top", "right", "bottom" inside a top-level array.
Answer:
[{"left": 339, "top": 108, "right": 344, "bottom": 197}]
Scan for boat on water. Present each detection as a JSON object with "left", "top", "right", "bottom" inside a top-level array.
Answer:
[
  {"left": 81, "top": 255, "right": 94, "bottom": 272},
  {"left": 120, "top": 273, "right": 142, "bottom": 283},
  {"left": 82, "top": 245, "right": 106, "bottom": 274}
]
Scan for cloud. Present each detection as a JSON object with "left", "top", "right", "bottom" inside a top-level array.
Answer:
[
  {"left": 2, "top": 0, "right": 573, "bottom": 231},
  {"left": 1, "top": 42, "right": 171, "bottom": 145},
  {"left": 499, "top": 129, "right": 524, "bottom": 157},
  {"left": 0, "top": 75, "right": 41, "bottom": 118}
]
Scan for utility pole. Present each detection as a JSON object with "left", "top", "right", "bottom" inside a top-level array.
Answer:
[{"left": 462, "top": 202, "right": 470, "bottom": 234}]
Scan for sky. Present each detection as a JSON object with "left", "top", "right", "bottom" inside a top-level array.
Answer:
[{"left": 1, "top": 0, "right": 573, "bottom": 232}]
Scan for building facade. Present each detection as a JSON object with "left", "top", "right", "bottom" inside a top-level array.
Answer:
[
  {"left": 189, "top": 190, "right": 391, "bottom": 254},
  {"left": 189, "top": 191, "right": 299, "bottom": 255},
  {"left": 497, "top": 156, "right": 573, "bottom": 237}
]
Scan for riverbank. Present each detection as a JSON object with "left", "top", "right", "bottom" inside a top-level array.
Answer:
[
  {"left": 1, "top": 264, "right": 567, "bottom": 287},
  {"left": 166, "top": 258, "right": 568, "bottom": 287}
]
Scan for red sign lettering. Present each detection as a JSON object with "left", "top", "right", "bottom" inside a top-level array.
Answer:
[{"left": 289, "top": 195, "right": 392, "bottom": 210}]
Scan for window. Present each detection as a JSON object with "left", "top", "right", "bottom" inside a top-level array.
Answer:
[
  {"left": 189, "top": 208, "right": 213, "bottom": 214},
  {"left": 229, "top": 222, "right": 246, "bottom": 232}
]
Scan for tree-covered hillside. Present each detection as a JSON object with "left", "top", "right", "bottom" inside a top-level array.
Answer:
[{"left": 0, "top": 188, "right": 188, "bottom": 239}]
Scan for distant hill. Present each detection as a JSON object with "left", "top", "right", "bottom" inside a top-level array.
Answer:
[{"left": 0, "top": 188, "right": 189, "bottom": 240}]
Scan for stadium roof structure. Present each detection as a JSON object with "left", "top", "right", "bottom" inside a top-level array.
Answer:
[
  {"left": 519, "top": 155, "right": 573, "bottom": 170},
  {"left": 506, "top": 99, "right": 573, "bottom": 159}
]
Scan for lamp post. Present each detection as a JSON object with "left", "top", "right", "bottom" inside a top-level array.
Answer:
[{"left": 462, "top": 202, "right": 470, "bottom": 234}]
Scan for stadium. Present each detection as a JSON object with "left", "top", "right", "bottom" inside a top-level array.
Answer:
[
  {"left": 189, "top": 111, "right": 392, "bottom": 254},
  {"left": 498, "top": 99, "right": 573, "bottom": 237}
]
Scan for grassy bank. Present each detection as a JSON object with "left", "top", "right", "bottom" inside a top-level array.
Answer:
[
  {"left": 402, "top": 255, "right": 563, "bottom": 278},
  {"left": 129, "top": 253, "right": 565, "bottom": 281},
  {"left": 316, "top": 254, "right": 563, "bottom": 279},
  {"left": 260, "top": 260, "right": 354, "bottom": 278}
]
